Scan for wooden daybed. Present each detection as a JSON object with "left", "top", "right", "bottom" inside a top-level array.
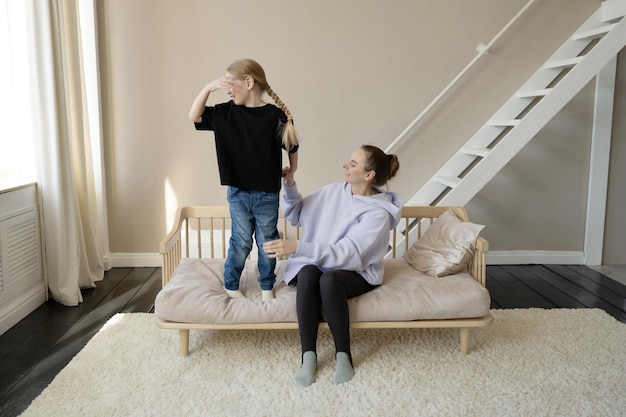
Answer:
[{"left": 155, "top": 206, "right": 493, "bottom": 356}]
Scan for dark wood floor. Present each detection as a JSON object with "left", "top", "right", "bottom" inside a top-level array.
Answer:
[
  {"left": 487, "top": 264, "right": 626, "bottom": 322},
  {"left": 1, "top": 264, "right": 625, "bottom": 417},
  {"left": 0, "top": 267, "right": 162, "bottom": 417}
]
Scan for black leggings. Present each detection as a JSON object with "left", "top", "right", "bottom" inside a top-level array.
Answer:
[{"left": 291, "top": 265, "right": 376, "bottom": 360}]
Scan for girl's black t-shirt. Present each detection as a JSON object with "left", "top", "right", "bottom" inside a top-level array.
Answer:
[{"left": 195, "top": 101, "right": 298, "bottom": 193}]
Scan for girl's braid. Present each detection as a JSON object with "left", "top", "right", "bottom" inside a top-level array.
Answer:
[
  {"left": 267, "top": 87, "right": 300, "bottom": 150},
  {"left": 267, "top": 87, "right": 290, "bottom": 120}
]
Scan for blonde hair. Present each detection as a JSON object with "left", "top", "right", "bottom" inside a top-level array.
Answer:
[{"left": 226, "top": 59, "right": 300, "bottom": 150}]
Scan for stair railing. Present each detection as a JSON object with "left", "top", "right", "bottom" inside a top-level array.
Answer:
[{"left": 385, "top": 0, "right": 538, "bottom": 154}]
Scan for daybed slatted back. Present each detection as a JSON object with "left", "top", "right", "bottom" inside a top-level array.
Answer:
[{"left": 160, "top": 206, "right": 488, "bottom": 288}]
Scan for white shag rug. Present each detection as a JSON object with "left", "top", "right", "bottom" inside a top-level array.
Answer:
[{"left": 20, "top": 309, "right": 626, "bottom": 417}]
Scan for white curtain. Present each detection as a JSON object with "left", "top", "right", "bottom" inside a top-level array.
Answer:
[{"left": 30, "top": 0, "right": 108, "bottom": 306}]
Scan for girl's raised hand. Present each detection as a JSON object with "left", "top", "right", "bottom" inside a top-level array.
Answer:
[{"left": 207, "top": 76, "right": 229, "bottom": 93}]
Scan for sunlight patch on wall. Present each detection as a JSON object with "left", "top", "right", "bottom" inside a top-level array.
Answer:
[{"left": 164, "top": 177, "right": 178, "bottom": 231}]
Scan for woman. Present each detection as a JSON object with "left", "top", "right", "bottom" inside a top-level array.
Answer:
[{"left": 263, "top": 145, "right": 401, "bottom": 386}]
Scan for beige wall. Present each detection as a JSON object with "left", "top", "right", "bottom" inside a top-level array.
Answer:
[
  {"left": 97, "top": 0, "right": 623, "bottom": 263},
  {"left": 468, "top": 48, "right": 626, "bottom": 263},
  {"left": 467, "top": 81, "right": 594, "bottom": 251}
]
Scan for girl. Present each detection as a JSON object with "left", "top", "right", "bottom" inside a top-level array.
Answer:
[
  {"left": 189, "top": 59, "right": 300, "bottom": 301},
  {"left": 263, "top": 145, "right": 401, "bottom": 386}
]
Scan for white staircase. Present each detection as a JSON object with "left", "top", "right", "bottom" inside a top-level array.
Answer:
[{"left": 406, "top": 0, "right": 626, "bottom": 208}]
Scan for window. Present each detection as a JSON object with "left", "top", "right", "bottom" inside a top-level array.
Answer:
[{"left": 0, "top": 0, "right": 36, "bottom": 190}]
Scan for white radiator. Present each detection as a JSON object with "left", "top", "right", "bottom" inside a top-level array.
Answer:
[{"left": 0, "top": 189, "right": 45, "bottom": 335}]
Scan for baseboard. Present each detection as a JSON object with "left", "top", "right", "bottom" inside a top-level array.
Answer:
[
  {"left": 0, "top": 284, "right": 46, "bottom": 336},
  {"left": 108, "top": 252, "right": 161, "bottom": 268},
  {"left": 108, "top": 250, "right": 587, "bottom": 268}
]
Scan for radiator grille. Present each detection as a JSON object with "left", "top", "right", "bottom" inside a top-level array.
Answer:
[
  {"left": 0, "top": 210, "right": 41, "bottom": 294},
  {"left": 6, "top": 216, "right": 40, "bottom": 285}
]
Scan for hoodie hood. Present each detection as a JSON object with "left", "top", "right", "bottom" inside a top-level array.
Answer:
[{"left": 346, "top": 183, "right": 403, "bottom": 229}]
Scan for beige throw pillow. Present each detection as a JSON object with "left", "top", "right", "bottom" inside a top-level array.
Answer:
[{"left": 403, "top": 209, "right": 484, "bottom": 277}]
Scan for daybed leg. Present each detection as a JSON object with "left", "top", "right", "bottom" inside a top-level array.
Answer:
[
  {"left": 179, "top": 329, "right": 190, "bottom": 356},
  {"left": 460, "top": 328, "right": 470, "bottom": 355}
]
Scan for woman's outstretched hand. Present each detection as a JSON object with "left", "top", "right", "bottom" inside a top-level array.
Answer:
[{"left": 263, "top": 239, "right": 298, "bottom": 259}]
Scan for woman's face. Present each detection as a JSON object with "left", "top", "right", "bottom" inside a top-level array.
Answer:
[
  {"left": 224, "top": 72, "right": 250, "bottom": 105},
  {"left": 343, "top": 148, "right": 374, "bottom": 187}
]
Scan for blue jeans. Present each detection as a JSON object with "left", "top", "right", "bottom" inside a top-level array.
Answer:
[{"left": 224, "top": 186, "right": 279, "bottom": 291}]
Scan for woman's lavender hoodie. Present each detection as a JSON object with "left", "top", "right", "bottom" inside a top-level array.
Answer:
[{"left": 280, "top": 182, "right": 402, "bottom": 285}]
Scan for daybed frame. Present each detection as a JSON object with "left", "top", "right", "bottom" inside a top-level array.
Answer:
[{"left": 157, "top": 206, "right": 493, "bottom": 356}]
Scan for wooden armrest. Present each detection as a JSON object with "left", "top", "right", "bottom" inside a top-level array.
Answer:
[
  {"left": 159, "top": 207, "right": 187, "bottom": 286},
  {"left": 475, "top": 236, "right": 489, "bottom": 254},
  {"left": 469, "top": 236, "right": 489, "bottom": 286}
]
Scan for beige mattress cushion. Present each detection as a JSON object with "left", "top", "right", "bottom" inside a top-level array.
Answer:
[{"left": 154, "top": 258, "right": 491, "bottom": 324}]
